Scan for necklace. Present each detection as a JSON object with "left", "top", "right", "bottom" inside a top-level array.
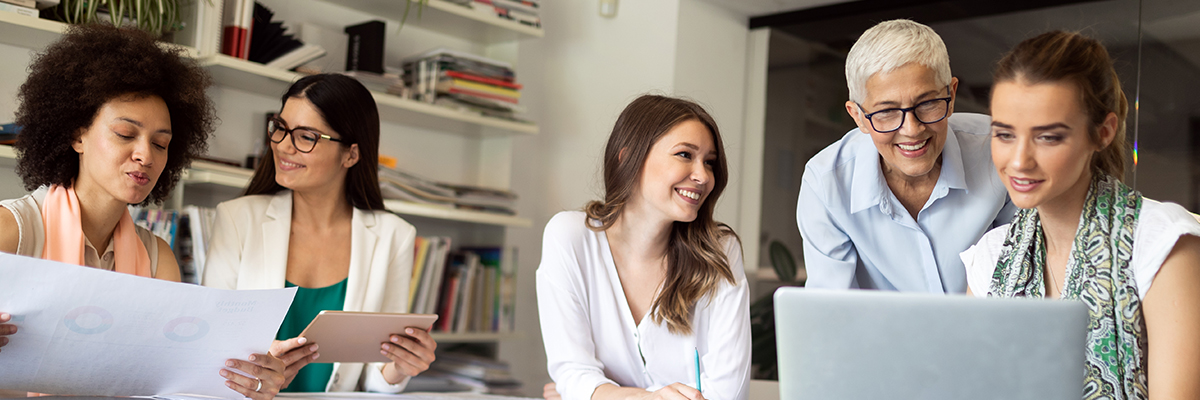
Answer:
[{"left": 1046, "top": 265, "right": 1060, "bottom": 297}]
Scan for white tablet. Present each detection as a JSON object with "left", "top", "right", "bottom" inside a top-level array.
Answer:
[{"left": 297, "top": 311, "right": 439, "bottom": 363}]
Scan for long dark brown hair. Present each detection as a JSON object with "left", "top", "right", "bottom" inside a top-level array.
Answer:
[
  {"left": 585, "top": 94, "right": 738, "bottom": 335},
  {"left": 993, "top": 30, "right": 1129, "bottom": 180},
  {"left": 243, "top": 74, "right": 385, "bottom": 210}
]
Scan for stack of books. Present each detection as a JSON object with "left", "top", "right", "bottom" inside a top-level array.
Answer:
[
  {"left": 343, "top": 70, "right": 406, "bottom": 97},
  {"left": 408, "top": 239, "right": 518, "bottom": 335},
  {"left": 429, "top": 350, "right": 523, "bottom": 394},
  {"left": 379, "top": 164, "right": 518, "bottom": 216},
  {"left": 471, "top": 0, "right": 540, "bottom": 28},
  {"left": 0, "top": 123, "right": 20, "bottom": 145},
  {"left": 126, "top": 205, "right": 216, "bottom": 285},
  {"left": 403, "top": 48, "right": 527, "bottom": 123}
]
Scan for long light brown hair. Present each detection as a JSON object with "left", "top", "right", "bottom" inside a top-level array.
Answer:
[
  {"left": 584, "top": 94, "right": 738, "bottom": 335},
  {"left": 993, "top": 30, "right": 1129, "bottom": 180}
]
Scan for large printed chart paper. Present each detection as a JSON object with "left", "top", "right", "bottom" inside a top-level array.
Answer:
[{"left": 0, "top": 253, "right": 297, "bottom": 398}]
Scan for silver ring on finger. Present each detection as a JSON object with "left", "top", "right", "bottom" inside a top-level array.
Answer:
[{"left": 254, "top": 377, "right": 263, "bottom": 392}]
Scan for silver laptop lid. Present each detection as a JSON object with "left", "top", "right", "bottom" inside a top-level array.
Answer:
[{"left": 774, "top": 288, "right": 1088, "bottom": 400}]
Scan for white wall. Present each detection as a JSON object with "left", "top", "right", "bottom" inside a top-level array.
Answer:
[{"left": 500, "top": 0, "right": 760, "bottom": 393}]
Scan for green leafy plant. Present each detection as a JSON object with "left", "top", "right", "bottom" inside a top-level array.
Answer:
[
  {"left": 55, "top": 0, "right": 183, "bottom": 35},
  {"left": 749, "top": 240, "right": 801, "bottom": 380},
  {"left": 399, "top": 0, "right": 429, "bottom": 28}
]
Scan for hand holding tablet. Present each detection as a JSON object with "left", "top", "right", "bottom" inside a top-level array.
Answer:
[{"left": 297, "top": 311, "right": 438, "bottom": 363}]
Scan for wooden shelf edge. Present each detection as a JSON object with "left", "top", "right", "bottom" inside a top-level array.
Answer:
[{"left": 384, "top": 199, "right": 531, "bottom": 227}]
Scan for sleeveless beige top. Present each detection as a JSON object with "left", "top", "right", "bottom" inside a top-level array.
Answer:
[{"left": 0, "top": 187, "right": 161, "bottom": 276}]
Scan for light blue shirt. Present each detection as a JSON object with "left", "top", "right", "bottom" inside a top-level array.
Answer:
[{"left": 796, "top": 113, "right": 1016, "bottom": 293}]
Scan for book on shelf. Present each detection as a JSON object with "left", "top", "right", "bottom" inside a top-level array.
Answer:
[
  {"left": 429, "top": 350, "right": 522, "bottom": 394},
  {"left": 264, "top": 44, "right": 326, "bottom": 70},
  {"left": 0, "top": 123, "right": 21, "bottom": 145},
  {"left": 403, "top": 48, "right": 528, "bottom": 121},
  {"left": 473, "top": 0, "right": 541, "bottom": 28},
  {"left": 177, "top": 0, "right": 225, "bottom": 56},
  {"left": 408, "top": 240, "right": 517, "bottom": 334},
  {"left": 126, "top": 205, "right": 216, "bottom": 285},
  {"left": 221, "top": 0, "right": 254, "bottom": 59},
  {"left": 342, "top": 70, "right": 405, "bottom": 96},
  {"left": 0, "top": 1, "right": 36, "bottom": 17}
]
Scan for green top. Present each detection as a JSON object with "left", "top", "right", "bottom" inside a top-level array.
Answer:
[{"left": 276, "top": 278, "right": 348, "bottom": 393}]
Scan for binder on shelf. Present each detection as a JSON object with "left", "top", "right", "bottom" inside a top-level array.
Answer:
[
  {"left": 177, "top": 0, "right": 225, "bottom": 56},
  {"left": 344, "top": 20, "right": 385, "bottom": 74}
]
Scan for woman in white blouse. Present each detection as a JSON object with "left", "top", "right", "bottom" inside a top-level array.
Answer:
[
  {"left": 537, "top": 95, "right": 751, "bottom": 400},
  {"left": 960, "top": 31, "right": 1200, "bottom": 399}
]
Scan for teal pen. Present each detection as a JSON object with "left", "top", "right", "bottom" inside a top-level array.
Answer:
[{"left": 694, "top": 347, "right": 702, "bottom": 392}]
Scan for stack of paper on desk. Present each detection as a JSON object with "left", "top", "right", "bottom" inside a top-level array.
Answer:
[{"left": 0, "top": 253, "right": 296, "bottom": 399}]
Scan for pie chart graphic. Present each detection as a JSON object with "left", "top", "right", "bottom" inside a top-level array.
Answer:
[
  {"left": 163, "top": 316, "right": 210, "bottom": 342},
  {"left": 63, "top": 306, "right": 114, "bottom": 334}
]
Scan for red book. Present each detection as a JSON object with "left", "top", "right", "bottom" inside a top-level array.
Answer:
[
  {"left": 444, "top": 70, "right": 522, "bottom": 90},
  {"left": 221, "top": 0, "right": 254, "bottom": 59}
]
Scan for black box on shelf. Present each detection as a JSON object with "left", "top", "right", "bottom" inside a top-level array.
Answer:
[{"left": 344, "top": 20, "right": 386, "bottom": 74}]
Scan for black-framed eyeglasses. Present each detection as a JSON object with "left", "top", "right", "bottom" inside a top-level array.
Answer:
[
  {"left": 856, "top": 87, "right": 952, "bottom": 133},
  {"left": 266, "top": 117, "right": 348, "bottom": 153}
]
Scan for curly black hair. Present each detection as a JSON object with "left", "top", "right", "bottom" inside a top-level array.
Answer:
[{"left": 14, "top": 23, "right": 215, "bottom": 205}]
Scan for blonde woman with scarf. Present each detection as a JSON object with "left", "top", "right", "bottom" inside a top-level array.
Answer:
[
  {"left": 0, "top": 24, "right": 286, "bottom": 400},
  {"left": 961, "top": 31, "right": 1200, "bottom": 399}
]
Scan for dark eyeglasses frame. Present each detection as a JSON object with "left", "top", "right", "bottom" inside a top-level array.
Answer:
[
  {"left": 856, "top": 86, "right": 953, "bottom": 133},
  {"left": 266, "top": 117, "right": 348, "bottom": 153}
]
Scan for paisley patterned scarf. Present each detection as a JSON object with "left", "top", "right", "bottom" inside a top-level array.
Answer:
[{"left": 989, "top": 174, "right": 1147, "bottom": 400}]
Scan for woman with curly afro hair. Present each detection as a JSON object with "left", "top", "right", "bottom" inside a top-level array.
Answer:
[{"left": 0, "top": 24, "right": 286, "bottom": 400}]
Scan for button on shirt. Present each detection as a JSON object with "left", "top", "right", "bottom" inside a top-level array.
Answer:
[
  {"left": 796, "top": 113, "right": 1016, "bottom": 293},
  {"left": 536, "top": 211, "right": 752, "bottom": 400}
]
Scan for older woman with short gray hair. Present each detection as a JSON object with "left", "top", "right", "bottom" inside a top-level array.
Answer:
[{"left": 796, "top": 19, "right": 1015, "bottom": 293}]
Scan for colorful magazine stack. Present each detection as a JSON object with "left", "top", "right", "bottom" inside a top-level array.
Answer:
[
  {"left": 472, "top": 0, "right": 540, "bottom": 28},
  {"left": 403, "top": 48, "right": 527, "bottom": 123},
  {"left": 379, "top": 164, "right": 518, "bottom": 216}
]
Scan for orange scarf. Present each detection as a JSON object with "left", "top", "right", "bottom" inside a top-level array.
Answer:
[{"left": 40, "top": 184, "right": 152, "bottom": 277}]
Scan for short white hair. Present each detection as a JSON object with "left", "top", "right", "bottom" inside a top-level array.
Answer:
[{"left": 845, "top": 19, "right": 951, "bottom": 103}]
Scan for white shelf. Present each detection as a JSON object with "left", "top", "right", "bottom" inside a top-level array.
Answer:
[
  {"left": 384, "top": 199, "right": 530, "bottom": 227},
  {"left": 198, "top": 54, "right": 537, "bottom": 137},
  {"left": 0, "top": 11, "right": 65, "bottom": 50},
  {"left": 429, "top": 331, "right": 522, "bottom": 343},
  {"left": 0, "top": 144, "right": 15, "bottom": 159},
  {"left": 322, "top": 0, "right": 543, "bottom": 44},
  {"left": 182, "top": 160, "right": 255, "bottom": 188}
]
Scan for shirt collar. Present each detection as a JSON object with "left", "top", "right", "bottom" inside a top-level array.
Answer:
[{"left": 848, "top": 124, "right": 969, "bottom": 214}]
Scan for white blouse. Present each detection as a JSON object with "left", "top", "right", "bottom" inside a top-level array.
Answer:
[
  {"left": 961, "top": 198, "right": 1200, "bottom": 299},
  {"left": 536, "top": 211, "right": 751, "bottom": 400}
]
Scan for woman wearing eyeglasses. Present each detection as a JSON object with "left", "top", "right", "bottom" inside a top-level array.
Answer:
[
  {"left": 796, "top": 19, "right": 1016, "bottom": 293},
  {"left": 202, "top": 74, "right": 437, "bottom": 393}
]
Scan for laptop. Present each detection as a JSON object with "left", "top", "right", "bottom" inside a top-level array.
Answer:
[{"left": 773, "top": 288, "right": 1088, "bottom": 400}]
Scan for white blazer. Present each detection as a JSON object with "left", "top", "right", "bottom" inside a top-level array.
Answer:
[{"left": 202, "top": 190, "right": 417, "bottom": 393}]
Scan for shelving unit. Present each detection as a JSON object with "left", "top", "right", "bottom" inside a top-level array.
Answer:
[
  {"left": 321, "top": 0, "right": 543, "bottom": 44},
  {"left": 199, "top": 54, "right": 537, "bottom": 137},
  {"left": 0, "top": 11, "right": 64, "bottom": 50}
]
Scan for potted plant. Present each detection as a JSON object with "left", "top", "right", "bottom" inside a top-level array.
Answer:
[{"left": 53, "top": 0, "right": 183, "bottom": 36}]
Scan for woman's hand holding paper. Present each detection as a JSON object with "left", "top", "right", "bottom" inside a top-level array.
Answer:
[
  {"left": 0, "top": 313, "right": 14, "bottom": 352},
  {"left": 269, "top": 337, "right": 319, "bottom": 389},
  {"left": 221, "top": 352, "right": 286, "bottom": 400}
]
